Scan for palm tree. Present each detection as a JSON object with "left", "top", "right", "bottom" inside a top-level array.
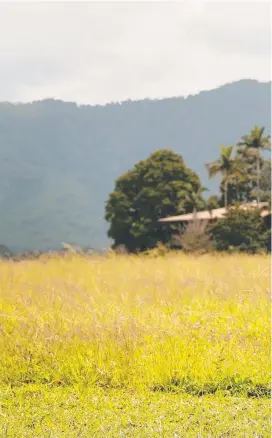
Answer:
[
  {"left": 221, "top": 157, "right": 248, "bottom": 203},
  {"left": 206, "top": 146, "right": 234, "bottom": 208},
  {"left": 250, "top": 159, "right": 271, "bottom": 203},
  {"left": 238, "top": 125, "right": 271, "bottom": 203}
]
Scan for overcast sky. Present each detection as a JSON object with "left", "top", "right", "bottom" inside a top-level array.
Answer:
[{"left": 0, "top": 2, "right": 270, "bottom": 105}]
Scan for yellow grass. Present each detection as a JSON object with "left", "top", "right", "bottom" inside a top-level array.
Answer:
[{"left": 0, "top": 253, "right": 270, "bottom": 436}]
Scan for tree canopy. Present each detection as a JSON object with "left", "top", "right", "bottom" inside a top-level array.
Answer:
[
  {"left": 206, "top": 126, "right": 271, "bottom": 207},
  {"left": 105, "top": 150, "right": 202, "bottom": 251},
  {"left": 210, "top": 207, "right": 271, "bottom": 254},
  {"left": 106, "top": 124, "right": 271, "bottom": 254}
]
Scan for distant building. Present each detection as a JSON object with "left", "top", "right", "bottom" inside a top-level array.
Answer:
[{"left": 159, "top": 202, "right": 271, "bottom": 224}]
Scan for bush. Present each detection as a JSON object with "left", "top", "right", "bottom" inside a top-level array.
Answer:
[
  {"left": 210, "top": 206, "right": 270, "bottom": 254},
  {"left": 173, "top": 220, "right": 213, "bottom": 254}
]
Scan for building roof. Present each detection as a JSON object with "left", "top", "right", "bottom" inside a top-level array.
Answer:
[{"left": 159, "top": 202, "right": 270, "bottom": 223}]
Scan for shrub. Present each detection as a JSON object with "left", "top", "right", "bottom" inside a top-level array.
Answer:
[
  {"left": 210, "top": 206, "right": 270, "bottom": 253},
  {"left": 173, "top": 220, "right": 213, "bottom": 254}
]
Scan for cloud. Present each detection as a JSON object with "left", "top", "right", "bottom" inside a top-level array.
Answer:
[
  {"left": 188, "top": 3, "right": 271, "bottom": 56},
  {"left": 0, "top": 2, "right": 270, "bottom": 104}
]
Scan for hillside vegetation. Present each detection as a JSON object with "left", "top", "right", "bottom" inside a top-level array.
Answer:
[
  {"left": 0, "top": 253, "right": 270, "bottom": 436},
  {"left": 0, "top": 79, "right": 270, "bottom": 252}
]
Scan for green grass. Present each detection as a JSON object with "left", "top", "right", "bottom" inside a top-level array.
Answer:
[
  {"left": 1, "top": 387, "right": 270, "bottom": 437},
  {"left": 0, "top": 253, "right": 270, "bottom": 436}
]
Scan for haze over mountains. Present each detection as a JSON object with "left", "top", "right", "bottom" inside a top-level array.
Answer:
[{"left": 0, "top": 79, "right": 270, "bottom": 252}]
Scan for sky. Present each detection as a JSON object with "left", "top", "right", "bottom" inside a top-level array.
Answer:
[{"left": 0, "top": 2, "right": 270, "bottom": 105}]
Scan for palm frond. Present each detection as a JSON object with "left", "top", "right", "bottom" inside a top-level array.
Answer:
[
  {"left": 220, "top": 145, "right": 233, "bottom": 159},
  {"left": 238, "top": 125, "right": 270, "bottom": 151},
  {"left": 205, "top": 160, "right": 221, "bottom": 178}
]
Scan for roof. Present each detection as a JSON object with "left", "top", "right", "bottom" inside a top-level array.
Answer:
[{"left": 159, "top": 202, "right": 270, "bottom": 223}]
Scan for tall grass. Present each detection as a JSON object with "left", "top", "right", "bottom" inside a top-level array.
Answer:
[{"left": 0, "top": 253, "right": 270, "bottom": 396}]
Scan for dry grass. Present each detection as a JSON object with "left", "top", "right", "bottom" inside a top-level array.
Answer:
[{"left": 0, "top": 252, "right": 270, "bottom": 436}]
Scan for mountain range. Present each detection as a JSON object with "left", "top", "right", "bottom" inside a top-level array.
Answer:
[{"left": 0, "top": 79, "right": 270, "bottom": 252}]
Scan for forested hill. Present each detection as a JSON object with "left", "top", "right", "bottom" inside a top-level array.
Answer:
[{"left": 0, "top": 79, "right": 270, "bottom": 252}]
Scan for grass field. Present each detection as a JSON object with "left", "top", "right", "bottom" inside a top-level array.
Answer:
[{"left": 0, "top": 253, "right": 270, "bottom": 437}]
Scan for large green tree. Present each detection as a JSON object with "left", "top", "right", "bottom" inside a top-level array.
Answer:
[{"left": 105, "top": 150, "right": 202, "bottom": 251}]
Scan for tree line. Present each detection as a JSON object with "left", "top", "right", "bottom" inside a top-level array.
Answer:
[
  {"left": 206, "top": 125, "right": 270, "bottom": 208},
  {"left": 105, "top": 125, "right": 271, "bottom": 253}
]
